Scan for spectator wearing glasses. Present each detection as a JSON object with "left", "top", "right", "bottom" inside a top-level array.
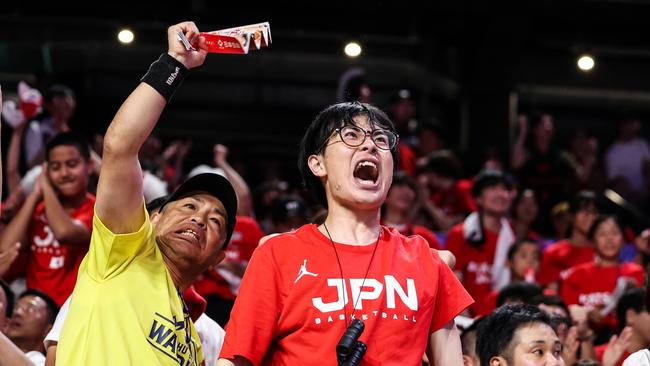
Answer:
[{"left": 217, "top": 101, "right": 472, "bottom": 366}]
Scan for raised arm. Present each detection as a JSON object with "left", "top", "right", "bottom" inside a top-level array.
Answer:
[
  {"left": 510, "top": 114, "right": 528, "bottom": 171},
  {"left": 95, "top": 22, "right": 207, "bottom": 233},
  {"left": 214, "top": 144, "right": 253, "bottom": 217}
]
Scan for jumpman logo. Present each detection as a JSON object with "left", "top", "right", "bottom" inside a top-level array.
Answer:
[{"left": 294, "top": 259, "right": 318, "bottom": 283}]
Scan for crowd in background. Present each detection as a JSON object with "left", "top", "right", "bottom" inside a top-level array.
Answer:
[{"left": 0, "top": 63, "right": 648, "bottom": 366}]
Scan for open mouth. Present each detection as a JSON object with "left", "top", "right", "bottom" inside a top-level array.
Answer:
[
  {"left": 177, "top": 228, "right": 200, "bottom": 242},
  {"left": 354, "top": 160, "right": 379, "bottom": 184}
]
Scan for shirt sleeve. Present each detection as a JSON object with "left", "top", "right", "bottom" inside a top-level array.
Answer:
[
  {"left": 429, "top": 250, "right": 473, "bottom": 333},
  {"left": 84, "top": 204, "right": 154, "bottom": 281},
  {"left": 219, "top": 241, "right": 283, "bottom": 364},
  {"left": 444, "top": 227, "right": 466, "bottom": 272},
  {"left": 44, "top": 296, "right": 71, "bottom": 348},
  {"left": 560, "top": 270, "right": 580, "bottom": 305},
  {"left": 75, "top": 199, "right": 95, "bottom": 231},
  {"left": 414, "top": 227, "right": 441, "bottom": 250}
]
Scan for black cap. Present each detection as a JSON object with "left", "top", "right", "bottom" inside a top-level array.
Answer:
[{"left": 160, "top": 173, "right": 238, "bottom": 249}]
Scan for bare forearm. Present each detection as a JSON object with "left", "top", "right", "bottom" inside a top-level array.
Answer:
[
  {"left": 41, "top": 187, "right": 89, "bottom": 244},
  {"left": 0, "top": 192, "right": 38, "bottom": 251},
  {"left": 422, "top": 203, "right": 457, "bottom": 231},
  {"left": 217, "top": 160, "right": 252, "bottom": 216},
  {"left": 7, "top": 127, "right": 25, "bottom": 192},
  {"left": 103, "top": 83, "right": 166, "bottom": 159},
  {"left": 0, "top": 330, "right": 37, "bottom": 366},
  {"left": 511, "top": 137, "right": 527, "bottom": 170},
  {"left": 427, "top": 320, "right": 463, "bottom": 366}
]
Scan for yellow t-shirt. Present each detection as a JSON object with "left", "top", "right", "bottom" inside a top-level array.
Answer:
[{"left": 57, "top": 206, "right": 203, "bottom": 366}]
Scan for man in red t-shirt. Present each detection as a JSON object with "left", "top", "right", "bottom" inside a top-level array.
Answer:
[
  {"left": 417, "top": 150, "right": 476, "bottom": 231},
  {"left": 0, "top": 133, "right": 95, "bottom": 306},
  {"left": 538, "top": 191, "right": 599, "bottom": 292},
  {"left": 445, "top": 169, "right": 514, "bottom": 316},
  {"left": 218, "top": 103, "right": 472, "bottom": 365},
  {"left": 194, "top": 215, "right": 264, "bottom": 326}
]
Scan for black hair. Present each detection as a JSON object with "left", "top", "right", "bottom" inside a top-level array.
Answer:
[
  {"left": 569, "top": 190, "right": 598, "bottom": 214},
  {"left": 507, "top": 238, "right": 540, "bottom": 263},
  {"left": 271, "top": 194, "right": 308, "bottom": 224},
  {"left": 587, "top": 214, "right": 622, "bottom": 242},
  {"left": 297, "top": 102, "right": 398, "bottom": 208},
  {"left": 616, "top": 288, "right": 646, "bottom": 333},
  {"left": 496, "top": 282, "right": 543, "bottom": 307},
  {"left": 19, "top": 289, "right": 59, "bottom": 325},
  {"left": 460, "top": 316, "right": 485, "bottom": 357},
  {"left": 476, "top": 304, "right": 553, "bottom": 366},
  {"left": 530, "top": 295, "right": 571, "bottom": 320},
  {"left": 45, "top": 132, "right": 91, "bottom": 162},
  {"left": 421, "top": 150, "right": 462, "bottom": 179},
  {"left": 0, "top": 279, "right": 14, "bottom": 318},
  {"left": 44, "top": 84, "right": 75, "bottom": 103},
  {"left": 471, "top": 169, "right": 513, "bottom": 198}
]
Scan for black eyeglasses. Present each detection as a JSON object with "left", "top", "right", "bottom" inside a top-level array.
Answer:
[{"left": 322, "top": 125, "right": 399, "bottom": 151}]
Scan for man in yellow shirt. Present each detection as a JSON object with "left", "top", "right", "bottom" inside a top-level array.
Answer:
[{"left": 57, "top": 21, "right": 237, "bottom": 366}]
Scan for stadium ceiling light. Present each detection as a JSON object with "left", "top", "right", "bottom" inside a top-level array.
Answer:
[
  {"left": 118, "top": 28, "right": 135, "bottom": 44},
  {"left": 577, "top": 54, "right": 595, "bottom": 71},
  {"left": 344, "top": 42, "right": 362, "bottom": 58}
]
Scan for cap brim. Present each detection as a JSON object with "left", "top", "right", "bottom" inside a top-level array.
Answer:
[{"left": 161, "top": 173, "right": 238, "bottom": 249}]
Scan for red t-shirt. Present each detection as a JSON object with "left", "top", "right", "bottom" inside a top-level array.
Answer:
[
  {"left": 183, "top": 286, "right": 207, "bottom": 323},
  {"left": 28, "top": 194, "right": 95, "bottom": 306},
  {"left": 538, "top": 239, "right": 595, "bottom": 286},
  {"left": 219, "top": 224, "right": 473, "bottom": 365},
  {"left": 594, "top": 343, "right": 630, "bottom": 366},
  {"left": 398, "top": 143, "right": 417, "bottom": 177},
  {"left": 387, "top": 223, "right": 441, "bottom": 250},
  {"left": 194, "top": 216, "right": 264, "bottom": 300},
  {"left": 431, "top": 179, "right": 476, "bottom": 217},
  {"left": 561, "top": 262, "right": 645, "bottom": 329},
  {"left": 445, "top": 223, "right": 498, "bottom": 316}
]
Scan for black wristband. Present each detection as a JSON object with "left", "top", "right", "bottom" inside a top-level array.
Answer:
[{"left": 140, "top": 53, "right": 189, "bottom": 102}]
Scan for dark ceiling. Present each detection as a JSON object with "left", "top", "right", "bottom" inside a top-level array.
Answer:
[{"left": 2, "top": 1, "right": 650, "bottom": 182}]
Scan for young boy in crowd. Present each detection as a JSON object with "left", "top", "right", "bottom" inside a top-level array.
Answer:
[{"left": 0, "top": 132, "right": 95, "bottom": 306}]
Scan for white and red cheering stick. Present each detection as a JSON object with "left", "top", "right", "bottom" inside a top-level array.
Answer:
[{"left": 178, "top": 22, "right": 272, "bottom": 55}]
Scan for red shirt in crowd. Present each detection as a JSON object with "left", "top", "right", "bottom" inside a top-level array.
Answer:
[
  {"left": 431, "top": 179, "right": 476, "bottom": 217},
  {"left": 398, "top": 143, "right": 417, "bottom": 177},
  {"left": 538, "top": 239, "right": 595, "bottom": 286},
  {"left": 219, "top": 224, "right": 473, "bottom": 365},
  {"left": 194, "top": 216, "right": 264, "bottom": 300},
  {"left": 28, "top": 194, "right": 95, "bottom": 306},
  {"left": 387, "top": 223, "right": 441, "bottom": 250},
  {"left": 561, "top": 262, "right": 645, "bottom": 329},
  {"left": 183, "top": 286, "right": 207, "bottom": 322},
  {"left": 445, "top": 223, "right": 498, "bottom": 316}
]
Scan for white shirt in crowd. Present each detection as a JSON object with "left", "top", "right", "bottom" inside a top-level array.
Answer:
[
  {"left": 623, "top": 349, "right": 650, "bottom": 366},
  {"left": 605, "top": 138, "right": 650, "bottom": 192},
  {"left": 24, "top": 351, "right": 46, "bottom": 366}
]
